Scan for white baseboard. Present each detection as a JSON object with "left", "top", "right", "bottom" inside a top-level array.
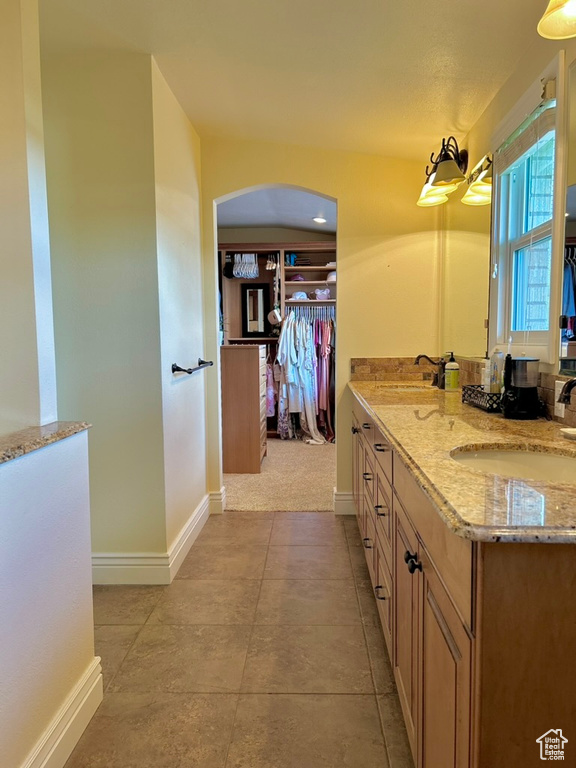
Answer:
[
  {"left": 21, "top": 658, "right": 103, "bottom": 768},
  {"left": 333, "top": 490, "right": 355, "bottom": 515},
  {"left": 92, "top": 494, "right": 210, "bottom": 584},
  {"left": 209, "top": 486, "right": 226, "bottom": 514}
]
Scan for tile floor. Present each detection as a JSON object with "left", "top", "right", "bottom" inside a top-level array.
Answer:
[{"left": 66, "top": 512, "right": 413, "bottom": 768}]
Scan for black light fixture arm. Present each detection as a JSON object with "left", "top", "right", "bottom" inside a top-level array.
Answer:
[
  {"left": 172, "top": 359, "right": 214, "bottom": 375},
  {"left": 429, "top": 136, "right": 468, "bottom": 175}
]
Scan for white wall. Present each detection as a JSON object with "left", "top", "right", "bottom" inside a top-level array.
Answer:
[
  {"left": 151, "top": 61, "right": 209, "bottom": 546},
  {"left": 0, "top": 433, "right": 101, "bottom": 768},
  {"left": 0, "top": 0, "right": 56, "bottom": 435}
]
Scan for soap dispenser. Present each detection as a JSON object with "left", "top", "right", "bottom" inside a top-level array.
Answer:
[{"left": 444, "top": 352, "right": 460, "bottom": 391}]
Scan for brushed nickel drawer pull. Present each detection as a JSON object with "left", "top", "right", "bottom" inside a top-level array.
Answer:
[
  {"left": 374, "top": 443, "right": 390, "bottom": 452},
  {"left": 375, "top": 585, "right": 387, "bottom": 600},
  {"left": 363, "top": 537, "right": 373, "bottom": 549}
]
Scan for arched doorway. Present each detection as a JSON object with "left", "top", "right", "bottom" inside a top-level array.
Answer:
[{"left": 214, "top": 185, "right": 338, "bottom": 513}]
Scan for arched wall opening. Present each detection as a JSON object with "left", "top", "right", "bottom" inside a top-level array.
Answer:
[{"left": 210, "top": 183, "right": 339, "bottom": 512}]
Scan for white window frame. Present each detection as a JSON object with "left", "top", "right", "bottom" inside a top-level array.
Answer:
[{"left": 489, "top": 52, "right": 567, "bottom": 365}]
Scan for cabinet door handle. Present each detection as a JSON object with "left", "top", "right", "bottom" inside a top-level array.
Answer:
[
  {"left": 404, "top": 550, "right": 417, "bottom": 564},
  {"left": 351, "top": 426, "right": 360, "bottom": 434},
  {"left": 374, "top": 443, "right": 390, "bottom": 452},
  {"left": 363, "top": 537, "right": 373, "bottom": 549},
  {"left": 362, "top": 423, "right": 372, "bottom": 430},
  {"left": 374, "top": 585, "right": 387, "bottom": 601},
  {"left": 374, "top": 504, "right": 387, "bottom": 517},
  {"left": 407, "top": 558, "right": 423, "bottom": 574},
  {"left": 363, "top": 472, "right": 372, "bottom": 480}
]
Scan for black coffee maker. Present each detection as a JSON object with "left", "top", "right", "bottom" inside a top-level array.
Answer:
[{"left": 501, "top": 354, "right": 540, "bottom": 420}]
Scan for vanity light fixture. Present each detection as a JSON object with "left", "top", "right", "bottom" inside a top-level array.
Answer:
[
  {"left": 537, "top": 0, "right": 576, "bottom": 39},
  {"left": 313, "top": 216, "right": 327, "bottom": 224},
  {"left": 461, "top": 155, "right": 493, "bottom": 207},
  {"left": 416, "top": 153, "right": 464, "bottom": 208},
  {"left": 429, "top": 136, "right": 468, "bottom": 187}
]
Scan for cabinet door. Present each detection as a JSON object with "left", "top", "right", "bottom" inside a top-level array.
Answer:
[
  {"left": 351, "top": 415, "right": 362, "bottom": 517},
  {"left": 393, "top": 497, "right": 420, "bottom": 761},
  {"left": 421, "top": 552, "right": 472, "bottom": 768},
  {"left": 374, "top": 540, "right": 393, "bottom": 657}
]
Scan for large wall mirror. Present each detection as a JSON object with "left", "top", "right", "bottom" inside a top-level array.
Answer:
[{"left": 241, "top": 283, "right": 271, "bottom": 337}]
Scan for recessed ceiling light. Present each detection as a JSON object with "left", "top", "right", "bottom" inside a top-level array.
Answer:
[{"left": 313, "top": 216, "right": 327, "bottom": 224}]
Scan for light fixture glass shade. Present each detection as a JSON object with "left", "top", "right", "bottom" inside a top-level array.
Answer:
[
  {"left": 461, "top": 186, "right": 491, "bottom": 206},
  {"left": 426, "top": 172, "right": 459, "bottom": 195},
  {"left": 431, "top": 158, "right": 466, "bottom": 186},
  {"left": 537, "top": 0, "right": 576, "bottom": 39},
  {"left": 417, "top": 184, "right": 449, "bottom": 207}
]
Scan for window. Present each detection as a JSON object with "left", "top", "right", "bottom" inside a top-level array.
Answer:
[{"left": 489, "top": 62, "right": 564, "bottom": 364}]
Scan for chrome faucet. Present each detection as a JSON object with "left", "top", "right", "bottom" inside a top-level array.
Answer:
[
  {"left": 414, "top": 354, "right": 446, "bottom": 389},
  {"left": 557, "top": 378, "right": 576, "bottom": 404}
]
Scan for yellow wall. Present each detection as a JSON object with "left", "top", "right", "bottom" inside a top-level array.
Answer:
[
  {"left": 0, "top": 0, "right": 56, "bottom": 435},
  {"left": 151, "top": 61, "right": 208, "bottom": 547},
  {"left": 218, "top": 226, "right": 336, "bottom": 243},
  {"left": 201, "top": 137, "right": 440, "bottom": 494},
  {"left": 42, "top": 50, "right": 167, "bottom": 553}
]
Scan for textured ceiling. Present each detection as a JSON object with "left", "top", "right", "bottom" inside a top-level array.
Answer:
[
  {"left": 217, "top": 188, "right": 337, "bottom": 232},
  {"left": 39, "top": 0, "right": 547, "bottom": 163}
]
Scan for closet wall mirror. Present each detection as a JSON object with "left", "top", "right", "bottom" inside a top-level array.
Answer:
[
  {"left": 241, "top": 283, "right": 271, "bottom": 337},
  {"left": 561, "top": 60, "right": 576, "bottom": 374}
]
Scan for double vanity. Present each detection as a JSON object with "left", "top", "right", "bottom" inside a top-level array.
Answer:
[{"left": 350, "top": 381, "right": 576, "bottom": 768}]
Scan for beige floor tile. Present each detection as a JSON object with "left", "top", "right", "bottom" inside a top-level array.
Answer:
[
  {"left": 273, "top": 511, "right": 340, "bottom": 520},
  {"left": 356, "top": 578, "right": 381, "bottom": 626},
  {"left": 64, "top": 692, "right": 237, "bottom": 768},
  {"left": 218, "top": 510, "right": 275, "bottom": 519},
  {"left": 94, "top": 625, "right": 141, "bottom": 690},
  {"left": 93, "top": 585, "right": 165, "bottom": 625},
  {"left": 148, "top": 579, "right": 260, "bottom": 625},
  {"left": 349, "top": 544, "right": 372, "bottom": 581},
  {"left": 343, "top": 515, "right": 363, "bottom": 545},
  {"left": 226, "top": 694, "right": 389, "bottom": 768},
  {"left": 377, "top": 693, "right": 415, "bottom": 768},
  {"left": 255, "top": 579, "right": 361, "bottom": 625},
  {"left": 195, "top": 518, "right": 272, "bottom": 546},
  {"left": 110, "top": 624, "right": 251, "bottom": 693},
  {"left": 176, "top": 543, "right": 268, "bottom": 580},
  {"left": 270, "top": 516, "right": 347, "bottom": 546},
  {"left": 241, "top": 624, "right": 373, "bottom": 693},
  {"left": 263, "top": 545, "right": 352, "bottom": 580},
  {"left": 364, "top": 622, "right": 396, "bottom": 694}
]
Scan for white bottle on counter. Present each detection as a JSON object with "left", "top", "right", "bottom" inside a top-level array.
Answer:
[
  {"left": 489, "top": 348, "right": 504, "bottom": 393},
  {"left": 482, "top": 360, "right": 491, "bottom": 391},
  {"left": 444, "top": 352, "right": 460, "bottom": 391}
]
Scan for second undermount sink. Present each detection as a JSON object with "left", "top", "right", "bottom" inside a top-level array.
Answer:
[{"left": 451, "top": 445, "right": 576, "bottom": 484}]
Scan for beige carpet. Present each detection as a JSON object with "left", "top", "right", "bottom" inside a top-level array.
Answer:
[{"left": 224, "top": 438, "right": 336, "bottom": 512}]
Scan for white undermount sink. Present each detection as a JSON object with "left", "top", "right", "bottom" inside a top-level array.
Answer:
[{"left": 451, "top": 446, "right": 576, "bottom": 484}]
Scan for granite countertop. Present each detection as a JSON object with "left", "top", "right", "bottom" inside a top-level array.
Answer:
[
  {"left": 350, "top": 382, "right": 576, "bottom": 543},
  {"left": 0, "top": 421, "right": 91, "bottom": 464}
]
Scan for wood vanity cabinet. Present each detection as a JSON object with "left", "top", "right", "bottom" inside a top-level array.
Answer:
[
  {"left": 221, "top": 345, "right": 267, "bottom": 473},
  {"left": 352, "top": 395, "right": 576, "bottom": 768}
]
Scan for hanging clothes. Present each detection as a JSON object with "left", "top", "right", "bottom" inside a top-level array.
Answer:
[{"left": 275, "top": 307, "right": 336, "bottom": 444}]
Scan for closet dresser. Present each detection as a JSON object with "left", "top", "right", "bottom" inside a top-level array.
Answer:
[{"left": 221, "top": 345, "right": 267, "bottom": 473}]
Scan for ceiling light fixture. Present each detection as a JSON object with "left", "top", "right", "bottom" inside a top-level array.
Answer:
[
  {"left": 461, "top": 155, "right": 492, "bottom": 207},
  {"left": 537, "top": 0, "right": 576, "bottom": 39},
  {"left": 313, "top": 216, "right": 327, "bottom": 224}
]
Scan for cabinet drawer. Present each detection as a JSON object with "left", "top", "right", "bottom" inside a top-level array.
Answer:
[
  {"left": 362, "top": 496, "right": 376, "bottom": 582},
  {"left": 374, "top": 541, "right": 393, "bottom": 657},
  {"left": 363, "top": 448, "right": 375, "bottom": 504},
  {"left": 373, "top": 426, "right": 393, "bottom": 483},
  {"left": 394, "top": 456, "right": 473, "bottom": 628},
  {"left": 375, "top": 470, "right": 393, "bottom": 566}
]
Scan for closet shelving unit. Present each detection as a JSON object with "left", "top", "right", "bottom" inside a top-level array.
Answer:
[{"left": 219, "top": 240, "right": 337, "bottom": 319}]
